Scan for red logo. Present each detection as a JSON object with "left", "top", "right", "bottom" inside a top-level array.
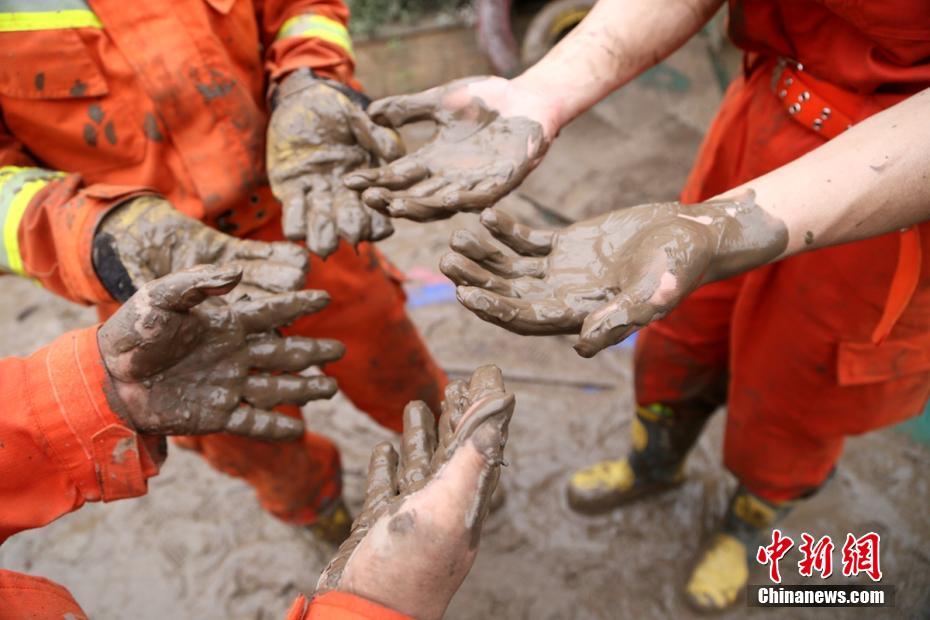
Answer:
[
  {"left": 758, "top": 531, "right": 883, "bottom": 583},
  {"left": 798, "top": 533, "right": 834, "bottom": 579},
  {"left": 756, "top": 529, "right": 794, "bottom": 584},
  {"left": 841, "top": 532, "right": 882, "bottom": 582}
]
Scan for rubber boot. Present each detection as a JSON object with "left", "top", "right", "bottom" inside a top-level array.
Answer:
[
  {"left": 566, "top": 403, "right": 710, "bottom": 514},
  {"left": 684, "top": 486, "right": 793, "bottom": 612}
]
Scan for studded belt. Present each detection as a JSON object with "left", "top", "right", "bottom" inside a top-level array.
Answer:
[{"left": 770, "top": 58, "right": 855, "bottom": 140}]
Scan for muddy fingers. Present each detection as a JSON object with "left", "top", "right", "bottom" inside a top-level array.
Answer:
[
  {"left": 222, "top": 405, "right": 305, "bottom": 441},
  {"left": 234, "top": 290, "right": 330, "bottom": 333},
  {"left": 242, "top": 374, "right": 338, "bottom": 409}
]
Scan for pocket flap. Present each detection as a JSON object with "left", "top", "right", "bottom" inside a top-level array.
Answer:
[
  {"left": 0, "top": 30, "right": 108, "bottom": 99},
  {"left": 837, "top": 332, "right": 930, "bottom": 386}
]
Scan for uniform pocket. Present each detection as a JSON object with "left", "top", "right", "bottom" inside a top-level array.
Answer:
[
  {"left": 837, "top": 332, "right": 930, "bottom": 386},
  {"left": 0, "top": 29, "right": 145, "bottom": 175}
]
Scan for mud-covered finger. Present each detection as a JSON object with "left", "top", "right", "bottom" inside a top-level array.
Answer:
[
  {"left": 361, "top": 442, "right": 399, "bottom": 517},
  {"left": 456, "top": 286, "right": 577, "bottom": 335},
  {"left": 367, "top": 208, "right": 395, "bottom": 241},
  {"left": 439, "top": 253, "right": 520, "bottom": 296},
  {"left": 234, "top": 289, "right": 330, "bottom": 332},
  {"left": 147, "top": 265, "right": 243, "bottom": 311},
  {"left": 227, "top": 259, "right": 307, "bottom": 294},
  {"left": 222, "top": 405, "right": 305, "bottom": 441},
  {"left": 344, "top": 158, "right": 429, "bottom": 191},
  {"left": 397, "top": 400, "right": 438, "bottom": 495},
  {"left": 480, "top": 209, "right": 554, "bottom": 256},
  {"left": 385, "top": 196, "right": 451, "bottom": 222},
  {"left": 247, "top": 334, "right": 345, "bottom": 371},
  {"left": 436, "top": 379, "right": 468, "bottom": 451},
  {"left": 243, "top": 374, "right": 338, "bottom": 409},
  {"left": 306, "top": 183, "right": 339, "bottom": 258},
  {"left": 449, "top": 230, "right": 545, "bottom": 278},
  {"left": 347, "top": 105, "right": 405, "bottom": 162},
  {"left": 274, "top": 180, "right": 310, "bottom": 241},
  {"left": 466, "top": 364, "right": 506, "bottom": 405},
  {"left": 574, "top": 294, "right": 658, "bottom": 359},
  {"left": 334, "top": 187, "right": 370, "bottom": 245},
  {"left": 367, "top": 88, "right": 443, "bottom": 127}
]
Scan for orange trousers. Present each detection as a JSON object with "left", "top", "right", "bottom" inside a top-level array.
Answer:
[
  {"left": 635, "top": 59, "right": 930, "bottom": 503},
  {"left": 103, "top": 217, "right": 446, "bottom": 525}
]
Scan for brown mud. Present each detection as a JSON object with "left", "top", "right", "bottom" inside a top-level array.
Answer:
[
  {"left": 267, "top": 69, "right": 401, "bottom": 257},
  {"left": 319, "top": 366, "right": 515, "bottom": 620},
  {"left": 345, "top": 77, "right": 549, "bottom": 222},
  {"left": 99, "top": 267, "right": 339, "bottom": 441},
  {"left": 95, "top": 196, "right": 308, "bottom": 300},
  {"left": 441, "top": 195, "right": 788, "bottom": 357},
  {"left": 2, "top": 36, "right": 928, "bottom": 616}
]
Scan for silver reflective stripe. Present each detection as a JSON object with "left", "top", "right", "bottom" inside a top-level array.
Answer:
[{"left": 0, "top": 0, "right": 92, "bottom": 10}]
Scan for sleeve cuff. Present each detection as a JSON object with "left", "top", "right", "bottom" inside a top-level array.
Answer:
[
  {"left": 287, "top": 591, "right": 413, "bottom": 620},
  {"left": 23, "top": 325, "right": 160, "bottom": 503},
  {"left": 19, "top": 175, "right": 154, "bottom": 305}
]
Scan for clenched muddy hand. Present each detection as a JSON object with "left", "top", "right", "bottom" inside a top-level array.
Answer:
[
  {"left": 267, "top": 70, "right": 403, "bottom": 257},
  {"left": 440, "top": 194, "right": 788, "bottom": 357},
  {"left": 316, "top": 365, "right": 515, "bottom": 620},
  {"left": 98, "top": 265, "right": 344, "bottom": 441},
  {"left": 94, "top": 196, "right": 309, "bottom": 302},
  {"left": 344, "top": 76, "right": 552, "bottom": 221}
]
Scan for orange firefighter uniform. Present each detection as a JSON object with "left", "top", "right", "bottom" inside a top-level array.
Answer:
[
  {"left": 0, "top": 0, "right": 445, "bottom": 524},
  {"left": 635, "top": 0, "right": 930, "bottom": 502},
  {"left": 0, "top": 326, "right": 411, "bottom": 618}
]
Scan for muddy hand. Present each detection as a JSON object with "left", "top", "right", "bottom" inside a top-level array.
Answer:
[
  {"left": 441, "top": 194, "right": 788, "bottom": 357},
  {"left": 267, "top": 70, "right": 403, "bottom": 257},
  {"left": 344, "top": 76, "right": 554, "bottom": 222},
  {"left": 316, "top": 365, "right": 515, "bottom": 620},
  {"left": 98, "top": 265, "right": 344, "bottom": 440},
  {"left": 93, "top": 196, "right": 309, "bottom": 301}
]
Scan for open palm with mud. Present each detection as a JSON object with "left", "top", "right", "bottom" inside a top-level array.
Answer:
[{"left": 441, "top": 199, "right": 787, "bottom": 357}]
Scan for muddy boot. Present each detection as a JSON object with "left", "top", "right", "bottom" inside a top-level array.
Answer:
[
  {"left": 685, "top": 487, "right": 793, "bottom": 612},
  {"left": 566, "top": 403, "right": 709, "bottom": 514},
  {"left": 304, "top": 497, "right": 353, "bottom": 546}
]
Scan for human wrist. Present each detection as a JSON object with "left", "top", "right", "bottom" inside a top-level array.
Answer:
[
  {"left": 687, "top": 193, "right": 790, "bottom": 283},
  {"left": 508, "top": 71, "right": 565, "bottom": 139}
]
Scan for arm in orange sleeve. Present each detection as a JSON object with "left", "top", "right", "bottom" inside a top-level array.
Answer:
[
  {"left": 258, "top": 0, "right": 360, "bottom": 88},
  {"left": 0, "top": 325, "right": 161, "bottom": 544},
  {"left": 0, "top": 113, "right": 154, "bottom": 305},
  {"left": 286, "top": 592, "right": 412, "bottom": 620}
]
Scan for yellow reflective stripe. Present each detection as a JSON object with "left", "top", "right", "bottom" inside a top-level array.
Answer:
[
  {"left": 0, "top": 9, "right": 102, "bottom": 32},
  {"left": 276, "top": 14, "right": 353, "bottom": 58},
  {"left": 0, "top": 166, "right": 64, "bottom": 275}
]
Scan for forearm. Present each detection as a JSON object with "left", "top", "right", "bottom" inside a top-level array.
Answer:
[
  {"left": 514, "top": 0, "right": 723, "bottom": 133},
  {"left": 717, "top": 88, "right": 930, "bottom": 261}
]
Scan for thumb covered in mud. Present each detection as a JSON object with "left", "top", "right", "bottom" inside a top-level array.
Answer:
[
  {"left": 347, "top": 103, "right": 405, "bottom": 162},
  {"left": 148, "top": 265, "right": 243, "bottom": 312},
  {"left": 574, "top": 294, "right": 656, "bottom": 358},
  {"left": 367, "top": 86, "right": 443, "bottom": 128}
]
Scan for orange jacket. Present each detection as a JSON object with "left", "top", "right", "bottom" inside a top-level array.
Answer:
[
  {"left": 0, "top": 0, "right": 357, "bottom": 304},
  {"left": 0, "top": 325, "right": 160, "bottom": 544},
  {"left": 0, "top": 325, "right": 409, "bottom": 618}
]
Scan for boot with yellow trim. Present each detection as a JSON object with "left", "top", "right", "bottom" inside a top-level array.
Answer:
[
  {"left": 566, "top": 402, "right": 711, "bottom": 514},
  {"left": 684, "top": 486, "right": 793, "bottom": 612}
]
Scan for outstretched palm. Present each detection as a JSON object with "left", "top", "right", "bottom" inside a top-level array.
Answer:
[
  {"left": 344, "top": 76, "right": 551, "bottom": 221},
  {"left": 440, "top": 206, "right": 722, "bottom": 357},
  {"left": 99, "top": 266, "right": 345, "bottom": 440},
  {"left": 316, "top": 366, "right": 515, "bottom": 620}
]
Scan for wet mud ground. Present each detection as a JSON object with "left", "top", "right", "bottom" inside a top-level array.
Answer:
[{"left": 2, "top": 37, "right": 929, "bottom": 620}]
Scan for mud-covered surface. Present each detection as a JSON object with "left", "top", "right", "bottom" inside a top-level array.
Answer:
[{"left": 2, "top": 36, "right": 929, "bottom": 620}]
